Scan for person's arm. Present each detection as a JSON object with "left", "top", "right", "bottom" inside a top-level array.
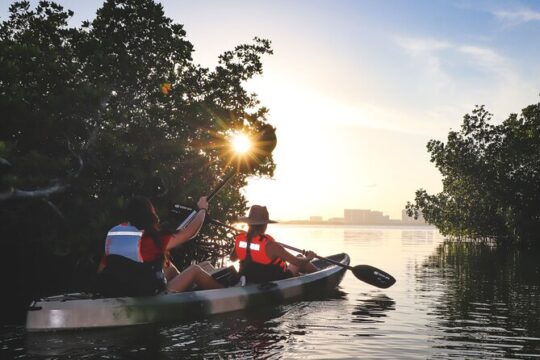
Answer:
[
  {"left": 166, "top": 196, "right": 208, "bottom": 250},
  {"left": 230, "top": 247, "right": 238, "bottom": 262},
  {"left": 97, "top": 256, "right": 106, "bottom": 273},
  {"left": 266, "top": 241, "right": 315, "bottom": 267}
]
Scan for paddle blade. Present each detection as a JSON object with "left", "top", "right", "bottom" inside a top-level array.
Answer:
[{"left": 352, "top": 265, "right": 396, "bottom": 289}]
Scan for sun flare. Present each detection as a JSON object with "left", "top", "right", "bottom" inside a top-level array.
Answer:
[{"left": 231, "top": 132, "right": 252, "bottom": 154}]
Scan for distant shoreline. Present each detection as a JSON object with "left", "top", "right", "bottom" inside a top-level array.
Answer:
[{"left": 277, "top": 221, "right": 434, "bottom": 227}]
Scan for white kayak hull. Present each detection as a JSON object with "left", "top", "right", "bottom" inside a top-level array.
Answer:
[{"left": 26, "top": 253, "right": 349, "bottom": 331}]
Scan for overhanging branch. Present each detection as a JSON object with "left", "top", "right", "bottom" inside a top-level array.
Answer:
[{"left": 0, "top": 182, "right": 68, "bottom": 201}]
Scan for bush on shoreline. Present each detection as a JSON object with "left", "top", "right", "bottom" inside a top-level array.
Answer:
[{"left": 407, "top": 102, "right": 540, "bottom": 248}]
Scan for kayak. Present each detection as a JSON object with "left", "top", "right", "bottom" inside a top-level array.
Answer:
[{"left": 26, "top": 253, "right": 349, "bottom": 331}]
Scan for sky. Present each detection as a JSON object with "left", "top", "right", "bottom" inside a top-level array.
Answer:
[{"left": 2, "top": 0, "right": 540, "bottom": 221}]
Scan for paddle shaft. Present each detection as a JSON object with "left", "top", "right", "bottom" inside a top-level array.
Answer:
[
  {"left": 207, "top": 170, "right": 235, "bottom": 201},
  {"left": 276, "top": 242, "right": 354, "bottom": 271},
  {"left": 176, "top": 171, "right": 235, "bottom": 230}
]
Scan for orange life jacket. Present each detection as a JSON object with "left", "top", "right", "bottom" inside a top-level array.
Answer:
[{"left": 234, "top": 232, "right": 287, "bottom": 272}]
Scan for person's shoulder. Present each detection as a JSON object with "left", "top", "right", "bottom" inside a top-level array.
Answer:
[
  {"left": 265, "top": 237, "right": 281, "bottom": 250},
  {"left": 159, "top": 232, "right": 173, "bottom": 241},
  {"left": 264, "top": 239, "right": 284, "bottom": 258},
  {"left": 159, "top": 233, "right": 173, "bottom": 249},
  {"left": 107, "top": 222, "right": 130, "bottom": 232},
  {"left": 265, "top": 240, "right": 276, "bottom": 249},
  {"left": 264, "top": 234, "right": 276, "bottom": 241}
]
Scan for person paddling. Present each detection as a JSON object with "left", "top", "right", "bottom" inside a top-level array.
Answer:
[
  {"left": 230, "top": 205, "right": 318, "bottom": 283},
  {"left": 98, "top": 196, "right": 223, "bottom": 296}
]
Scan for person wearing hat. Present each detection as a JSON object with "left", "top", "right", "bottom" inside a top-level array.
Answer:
[{"left": 231, "top": 205, "right": 318, "bottom": 283}]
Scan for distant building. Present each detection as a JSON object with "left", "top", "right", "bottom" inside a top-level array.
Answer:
[
  {"left": 402, "top": 209, "right": 426, "bottom": 225},
  {"left": 344, "top": 209, "right": 369, "bottom": 224},
  {"left": 328, "top": 217, "right": 344, "bottom": 224},
  {"left": 344, "top": 209, "right": 393, "bottom": 225},
  {"left": 283, "top": 209, "right": 430, "bottom": 226}
]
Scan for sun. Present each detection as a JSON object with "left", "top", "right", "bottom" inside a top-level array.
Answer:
[{"left": 231, "top": 132, "right": 252, "bottom": 154}]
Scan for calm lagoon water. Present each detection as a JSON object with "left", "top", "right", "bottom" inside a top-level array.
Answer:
[{"left": 2, "top": 224, "right": 540, "bottom": 359}]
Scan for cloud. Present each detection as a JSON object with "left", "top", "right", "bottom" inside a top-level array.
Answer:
[
  {"left": 457, "top": 45, "right": 508, "bottom": 73},
  {"left": 392, "top": 34, "right": 537, "bottom": 128},
  {"left": 493, "top": 8, "right": 540, "bottom": 24},
  {"left": 394, "top": 36, "right": 454, "bottom": 92},
  {"left": 395, "top": 35, "right": 514, "bottom": 80},
  {"left": 396, "top": 37, "right": 451, "bottom": 54},
  {"left": 458, "top": 46, "right": 504, "bottom": 65}
]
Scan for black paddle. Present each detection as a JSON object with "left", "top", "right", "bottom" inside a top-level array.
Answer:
[
  {"left": 176, "top": 170, "right": 235, "bottom": 230},
  {"left": 276, "top": 242, "right": 396, "bottom": 289},
  {"left": 173, "top": 213, "right": 396, "bottom": 289}
]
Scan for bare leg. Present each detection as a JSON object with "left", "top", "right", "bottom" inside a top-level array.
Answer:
[
  {"left": 163, "top": 262, "right": 180, "bottom": 282},
  {"left": 166, "top": 264, "right": 224, "bottom": 293},
  {"left": 288, "top": 255, "right": 319, "bottom": 276}
]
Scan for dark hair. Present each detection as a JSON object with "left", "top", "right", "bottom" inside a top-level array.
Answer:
[
  {"left": 245, "top": 224, "right": 267, "bottom": 263},
  {"left": 247, "top": 224, "right": 267, "bottom": 237},
  {"left": 126, "top": 196, "right": 163, "bottom": 250},
  {"left": 126, "top": 196, "right": 158, "bottom": 231}
]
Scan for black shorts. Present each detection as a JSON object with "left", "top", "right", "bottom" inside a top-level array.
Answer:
[
  {"left": 97, "top": 255, "right": 165, "bottom": 297},
  {"left": 241, "top": 262, "right": 292, "bottom": 283}
]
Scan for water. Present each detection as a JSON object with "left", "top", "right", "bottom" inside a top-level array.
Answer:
[{"left": 2, "top": 224, "right": 540, "bottom": 359}]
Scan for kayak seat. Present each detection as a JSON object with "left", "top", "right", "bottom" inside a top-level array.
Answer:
[{"left": 211, "top": 266, "right": 240, "bottom": 287}]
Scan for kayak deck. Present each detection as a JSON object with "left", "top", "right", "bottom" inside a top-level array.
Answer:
[{"left": 26, "top": 253, "right": 349, "bottom": 331}]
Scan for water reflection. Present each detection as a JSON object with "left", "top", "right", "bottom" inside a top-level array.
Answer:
[
  {"left": 0, "top": 326, "right": 26, "bottom": 359},
  {"left": 27, "top": 326, "right": 163, "bottom": 358},
  {"left": 401, "top": 230, "right": 434, "bottom": 246},
  {"left": 352, "top": 293, "right": 396, "bottom": 324},
  {"left": 344, "top": 229, "right": 384, "bottom": 242},
  {"left": 24, "top": 307, "right": 291, "bottom": 360},
  {"left": 159, "top": 307, "right": 290, "bottom": 359},
  {"left": 420, "top": 241, "right": 540, "bottom": 358},
  {"left": 7, "top": 291, "right": 351, "bottom": 359}
]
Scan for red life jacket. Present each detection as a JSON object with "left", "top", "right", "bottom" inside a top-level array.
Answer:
[{"left": 234, "top": 232, "right": 287, "bottom": 272}]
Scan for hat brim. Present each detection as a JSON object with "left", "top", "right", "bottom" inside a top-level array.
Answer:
[{"left": 238, "top": 217, "right": 278, "bottom": 225}]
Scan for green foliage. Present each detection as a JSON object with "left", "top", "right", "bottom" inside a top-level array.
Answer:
[
  {"left": 0, "top": 0, "right": 274, "bottom": 280},
  {"left": 407, "top": 102, "right": 540, "bottom": 246}
]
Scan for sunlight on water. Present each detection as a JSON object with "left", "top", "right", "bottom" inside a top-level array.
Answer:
[{"left": 3, "top": 224, "right": 540, "bottom": 359}]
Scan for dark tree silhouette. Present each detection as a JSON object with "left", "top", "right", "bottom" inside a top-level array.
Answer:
[
  {"left": 407, "top": 102, "right": 540, "bottom": 247},
  {"left": 0, "top": 0, "right": 274, "bottom": 317}
]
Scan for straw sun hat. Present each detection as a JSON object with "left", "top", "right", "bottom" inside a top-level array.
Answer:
[{"left": 238, "top": 205, "right": 277, "bottom": 225}]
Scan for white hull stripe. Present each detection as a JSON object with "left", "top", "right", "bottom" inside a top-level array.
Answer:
[{"left": 238, "top": 241, "right": 260, "bottom": 251}]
